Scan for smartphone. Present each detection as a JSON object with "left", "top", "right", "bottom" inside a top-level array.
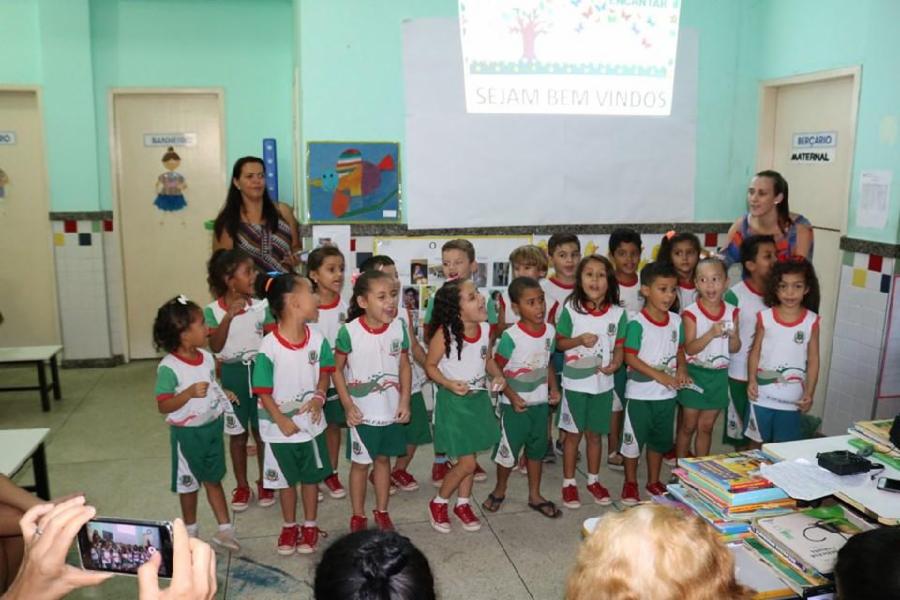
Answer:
[
  {"left": 876, "top": 477, "right": 900, "bottom": 493},
  {"left": 76, "top": 518, "right": 173, "bottom": 578}
]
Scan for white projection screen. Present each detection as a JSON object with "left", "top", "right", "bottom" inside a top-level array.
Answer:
[{"left": 403, "top": 18, "right": 697, "bottom": 230}]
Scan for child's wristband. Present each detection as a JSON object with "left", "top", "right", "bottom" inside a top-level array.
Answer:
[{"left": 312, "top": 391, "right": 326, "bottom": 407}]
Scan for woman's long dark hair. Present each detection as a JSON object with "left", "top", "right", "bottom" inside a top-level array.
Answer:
[
  {"left": 213, "top": 156, "right": 279, "bottom": 242},
  {"left": 755, "top": 169, "right": 792, "bottom": 233}
]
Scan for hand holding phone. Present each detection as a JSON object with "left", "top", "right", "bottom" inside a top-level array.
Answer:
[
  {"left": 137, "top": 519, "right": 217, "bottom": 600},
  {"left": 77, "top": 517, "right": 174, "bottom": 578}
]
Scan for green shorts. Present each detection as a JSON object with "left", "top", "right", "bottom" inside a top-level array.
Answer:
[
  {"left": 677, "top": 364, "right": 729, "bottom": 411},
  {"left": 220, "top": 361, "right": 258, "bottom": 431},
  {"left": 620, "top": 398, "right": 676, "bottom": 458},
  {"left": 433, "top": 387, "right": 500, "bottom": 458},
  {"left": 347, "top": 423, "right": 407, "bottom": 463},
  {"left": 404, "top": 391, "right": 433, "bottom": 446},
  {"left": 723, "top": 378, "right": 750, "bottom": 446},
  {"left": 170, "top": 417, "right": 226, "bottom": 493},
  {"left": 493, "top": 403, "right": 549, "bottom": 464},
  {"left": 264, "top": 434, "right": 333, "bottom": 487},
  {"left": 324, "top": 388, "right": 346, "bottom": 426},
  {"left": 559, "top": 389, "right": 613, "bottom": 435}
]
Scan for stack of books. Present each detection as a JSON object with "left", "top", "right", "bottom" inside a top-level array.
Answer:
[{"left": 848, "top": 419, "right": 900, "bottom": 469}]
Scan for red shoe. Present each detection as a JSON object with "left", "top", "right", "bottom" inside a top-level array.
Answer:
[
  {"left": 431, "top": 461, "right": 450, "bottom": 487},
  {"left": 621, "top": 481, "right": 641, "bottom": 506},
  {"left": 646, "top": 481, "right": 667, "bottom": 496},
  {"left": 663, "top": 449, "right": 677, "bottom": 467},
  {"left": 231, "top": 486, "right": 252, "bottom": 512},
  {"left": 276, "top": 525, "right": 298, "bottom": 556},
  {"left": 473, "top": 462, "right": 487, "bottom": 482},
  {"left": 586, "top": 482, "right": 612, "bottom": 506},
  {"left": 349, "top": 514, "right": 368, "bottom": 533},
  {"left": 372, "top": 510, "right": 395, "bottom": 532},
  {"left": 453, "top": 503, "right": 482, "bottom": 532},
  {"left": 321, "top": 474, "right": 346, "bottom": 499},
  {"left": 368, "top": 470, "right": 397, "bottom": 495},
  {"left": 297, "top": 525, "right": 325, "bottom": 554},
  {"left": 390, "top": 469, "right": 420, "bottom": 492},
  {"left": 428, "top": 499, "right": 451, "bottom": 533},
  {"left": 257, "top": 481, "right": 276, "bottom": 508},
  {"left": 561, "top": 484, "right": 581, "bottom": 509}
]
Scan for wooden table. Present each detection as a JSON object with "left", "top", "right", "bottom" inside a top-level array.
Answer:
[
  {"left": 0, "top": 345, "right": 63, "bottom": 411},
  {"left": 0, "top": 428, "right": 51, "bottom": 499}
]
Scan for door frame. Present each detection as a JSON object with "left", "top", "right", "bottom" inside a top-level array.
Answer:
[
  {"left": 756, "top": 66, "right": 862, "bottom": 234},
  {"left": 0, "top": 84, "right": 61, "bottom": 344},
  {"left": 107, "top": 88, "right": 226, "bottom": 360}
]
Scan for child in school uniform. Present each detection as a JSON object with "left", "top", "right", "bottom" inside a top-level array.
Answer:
[
  {"left": 620, "top": 262, "right": 692, "bottom": 504},
  {"left": 306, "top": 245, "right": 350, "bottom": 499},
  {"left": 332, "top": 271, "right": 411, "bottom": 533},
  {"left": 204, "top": 248, "right": 276, "bottom": 512},
  {"left": 358, "top": 255, "right": 433, "bottom": 493},
  {"left": 152, "top": 296, "right": 240, "bottom": 551},
  {"left": 425, "top": 279, "right": 503, "bottom": 533},
  {"left": 607, "top": 228, "right": 644, "bottom": 470},
  {"left": 484, "top": 277, "right": 562, "bottom": 519},
  {"left": 423, "top": 239, "right": 497, "bottom": 484},
  {"left": 722, "top": 235, "right": 777, "bottom": 448},
  {"left": 253, "top": 273, "right": 335, "bottom": 555},
  {"left": 745, "top": 259, "right": 821, "bottom": 444},
  {"left": 556, "top": 256, "right": 627, "bottom": 509},
  {"left": 497, "top": 245, "right": 549, "bottom": 331},
  {"left": 676, "top": 258, "right": 741, "bottom": 460}
]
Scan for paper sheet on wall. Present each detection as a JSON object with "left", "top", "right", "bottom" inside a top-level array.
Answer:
[{"left": 856, "top": 170, "right": 891, "bottom": 229}]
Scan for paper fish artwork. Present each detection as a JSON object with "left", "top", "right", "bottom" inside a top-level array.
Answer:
[{"left": 307, "top": 142, "right": 400, "bottom": 223}]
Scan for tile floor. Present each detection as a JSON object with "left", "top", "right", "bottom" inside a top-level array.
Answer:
[{"left": 1, "top": 361, "right": 732, "bottom": 599}]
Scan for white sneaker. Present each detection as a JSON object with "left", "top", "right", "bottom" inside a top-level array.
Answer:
[{"left": 211, "top": 528, "right": 241, "bottom": 552}]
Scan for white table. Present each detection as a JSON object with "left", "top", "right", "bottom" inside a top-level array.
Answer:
[
  {"left": 0, "top": 428, "right": 51, "bottom": 500},
  {"left": 764, "top": 434, "right": 900, "bottom": 526},
  {"left": 0, "top": 345, "right": 63, "bottom": 411}
]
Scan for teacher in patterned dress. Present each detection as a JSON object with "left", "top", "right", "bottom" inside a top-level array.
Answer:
[{"left": 213, "top": 156, "right": 300, "bottom": 273}]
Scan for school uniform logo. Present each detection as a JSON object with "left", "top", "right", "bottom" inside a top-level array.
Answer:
[
  {"left": 670, "top": 331, "right": 678, "bottom": 343},
  {"left": 308, "top": 349, "right": 319, "bottom": 364},
  {"left": 180, "top": 475, "right": 194, "bottom": 487},
  {"left": 390, "top": 338, "right": 401, "bottom": 356},
  {"left": 265, "top": 469, "right": 279, "bottom": 482},
  {"left": 793, "top": 331, "right": 805, "bottom": 344},
  {"left": 623, "top": 433, "right": 634, "bottom": 445},
  {"left": 226, "top": 415, "right": 237, "bottom": 429},
  {"left": 352, "top": 441, "right": 362, "bottom": 455},
  {"left": 498, "top": 445, "right": 510, "bottom": 459},
  {"left": 607, "top": 323, "right": 617, "bottom": 336},
  {"left": 338, "top": 312, "right": 347, "bottom": 324},
  {"left": 545, "top": 338, "right": 552, "bottom": 351},
  {"left": 480, "top": 345, "right": 488, "bottom": 359},
  {"left": 562, "top": 413, "right": 572, "bottom": 425}
]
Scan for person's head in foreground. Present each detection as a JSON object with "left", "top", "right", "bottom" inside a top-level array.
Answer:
[
  {"left": 566, "top": 504, "right": 754, "bottom": 600},
  {"left": 834, "top": 526, "right": 900, "bottom": 600},
  {"left": 314, "top": 530, "right": 435, "bottom": 600}
]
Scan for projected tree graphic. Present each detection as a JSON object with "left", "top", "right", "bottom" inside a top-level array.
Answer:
[{"left": 508, "top": 7, "right": 551, "bottom": 62}]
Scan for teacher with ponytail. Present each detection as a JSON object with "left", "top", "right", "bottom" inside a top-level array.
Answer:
[
  {"left": 213, "top": 156, "right": 300, "bottom": 273},
  {"left": 723, "top": 170, "right": 814, "bottom": 266}
]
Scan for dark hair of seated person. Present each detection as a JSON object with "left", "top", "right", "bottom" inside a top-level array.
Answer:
[
  {"left": 314, "top": 530, "right": 435, "bottom": 600},
  {"left": 834, "top": 526, "right": 900, "bottom": 600}
]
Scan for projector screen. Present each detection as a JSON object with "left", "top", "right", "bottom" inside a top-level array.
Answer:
[
  {"left": 459, "top": 0, "right": 683, "bottom": 116},
  {"left": 402, "top": 18, "right": 697, "bottom": 230}
]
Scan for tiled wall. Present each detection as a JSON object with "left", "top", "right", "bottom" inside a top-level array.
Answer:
[
  {"left": 51, "top": 219, "right": 114, "bottom": 361},
  {"left": 822, "top": 251, "right": 897, "bottom": 435}
]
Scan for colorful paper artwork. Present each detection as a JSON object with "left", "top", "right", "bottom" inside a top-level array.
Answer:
[
  {"left": 153, "top": 146, "right": 188, "bottom": 212},
  {"left": 307, "top": 142, "right": 400, "bottom": 223}
]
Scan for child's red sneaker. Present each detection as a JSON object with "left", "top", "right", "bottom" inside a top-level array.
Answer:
[
  {"left": 257, "top": 481, "right": 276, "bottom": 507},
  {"left": 646, "top": 481, "right": 667, "bottom": 496},
  {"left": 276, "top": 525, "right": 298, "bottom": 556},
  {"left": 349, "top": 514, "right": 368, "bottom": 533},
  {"left": 473, "top": 462, "right": 488, "bottom": 482},
  {"left": 431, "top": 461, "right": 450, "bottom": 486},
  {"left": 296, "top": 526, "right": 325, "bottom": 554},
  {"left": 372, "top": 510, "right": 395, "bottom": 532},
  {"left": 428, "top": 499, "right": 451, "bottom": 533},
  {"left": 320, "top": 474, "right": 346, "bottom": 499},
  {"left": 621, "top": 481, "right": 641, "bottom": 506},
  {"left": 390, "top": 468, "right": 420, "bottom": 492},
  {"left": 561, "top": 484, "right": 581, "bottom": 509},
  {"left": 586, "top": 482, "right": 612, "bottom": 506},
  {"left": 453, "top": 503, "right": 482, "bottom": 532},
  {"left": 231, "top": 486, "right": 252, "bottom": 512}
]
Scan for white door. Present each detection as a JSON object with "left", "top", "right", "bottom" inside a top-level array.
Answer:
[
  {"left": 0, "top": 90, "right": 59, "bottom": 346},
  {"left": 762, "top": 74, "right": 856, "bottom": 421},
  {"left": 112, "top": 92, "right": 224, "bottom": 358}
]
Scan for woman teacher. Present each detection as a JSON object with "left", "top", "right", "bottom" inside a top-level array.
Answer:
[
  {"left": 213, "top": 156, "right": 300, "bottom": 273},
  {"left": 723, "top": 170, "right": 814, "bottom": 266}
]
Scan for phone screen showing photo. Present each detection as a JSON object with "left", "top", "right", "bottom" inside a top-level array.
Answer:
[{"left": 77, "top": 518, "right": 173, "bottom": 578}]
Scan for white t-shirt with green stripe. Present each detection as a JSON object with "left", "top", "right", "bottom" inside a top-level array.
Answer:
[
  {"left": 336, "top": 317, "right": 410, "bottom": 426},
  {"left": 496, "top": 322, "right": 555, "bottom": 406},
  {"left": 400, "top": 310, "right": 426, "bottom": 394},
  {"left": 725, "top": 281, "right": 766, "bottom": 381},
  {"left": 251, "top": 325, "right": 335, "bottom": 443},
  {"left": 755, "top": 308, "right": 819, "bottom": 410},
  {"left": 617, "top": 277, "right": 644, "bottom": 319},
  {"left": 203, "top": 298, "right": 274, "bottom": 363},
  {"left": 624, "top": 310, "right": 684, "bottom": 401},
  {"left": 437, "top": 322, "right": 490, "bottom": 389},
  {"left": 154, "top": 350, "right": 227, "bottom": 427},
  {"left": 556, "top": 301, "right": 627, "bottom": 394},
  {"left": 312, "top": 296, "right": 348, "bottom": 349},
  {"left": 682, "top": 301, "right": 738, "bottom": 370},
  {"left": 676, "top": 281, "right": 697, "bottom": 314},
  {"left": 543, "top": 277, "right": 574, "bottom": 324}
]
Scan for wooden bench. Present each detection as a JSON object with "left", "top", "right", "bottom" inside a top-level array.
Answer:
[
  {"left": 0, "top": 428, "right": 51, "bottom": 500},
  {"left": 0, "top": 345, "right": 63, "bottom": 412}
]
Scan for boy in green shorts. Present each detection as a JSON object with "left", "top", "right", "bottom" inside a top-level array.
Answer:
[
  {"left": 620, "top": 262, "right": 691, "bottom": 505},
  {"left": 484, "top": 277, "right": 562, "bottom": 519}
]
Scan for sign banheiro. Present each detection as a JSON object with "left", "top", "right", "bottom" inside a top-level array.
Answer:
[{"left": 458, "top": 0, "right": 683, "bottom": 116}]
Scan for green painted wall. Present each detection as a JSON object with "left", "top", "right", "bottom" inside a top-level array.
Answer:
[{"left": 0, "top": 0, "right": 41, "bottom": 83}]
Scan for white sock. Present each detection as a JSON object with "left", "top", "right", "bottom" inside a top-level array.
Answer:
[
  {"left": 563, "top": 478, "right": 577, "bottom": 487},
  {"left": 217, "top": 523, "right": 233, "bottom": 532},
  {"left": 456, "top": 497, "right": 470, "bottom": 506},
  {"left": 587, "top": 473, "right": 599, "bottom": 485},
  {"left": 433, "top": 495, "right": 448, "bottom": 505},
  {"left": 283, "top": 522, "right": 297, "bottom": 528},
  {"left": 185, "top": 523, "right": 199, "bottom": 537},
  {"left": 303, "top": 521, "right": 316, "bottom": 528}
]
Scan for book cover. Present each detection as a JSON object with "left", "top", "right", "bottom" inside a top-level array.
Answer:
[
  {"left": 675, "top": 468, "right": 792, "bottom": 507},
  {"left": 679, "top": 450, "right": 778, "bottom": 492},
  {"left": 729, "top": 543, "right": 795, "bottom": 600},
  {"left": 744, "top": 537, "right": 830, "bottom": 594}
]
